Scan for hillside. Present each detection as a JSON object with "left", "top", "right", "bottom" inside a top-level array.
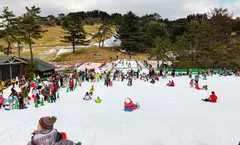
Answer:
[{"left": 0, "top": 25, "right": 144, "bottom": 62}]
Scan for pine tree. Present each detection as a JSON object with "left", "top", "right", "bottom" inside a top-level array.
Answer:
[
  {"left": 21, "top": 6, "right": 46, "bottom": 60},
  {"left": 61, "top": 16, "right": 87, "bottom": 53},
  {"left": 0, "top": 6, "right": 17, "bottom": 55}
]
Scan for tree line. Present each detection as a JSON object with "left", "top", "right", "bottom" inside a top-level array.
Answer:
[{"left": 0, "top": 6, "right": 240, "bottom": 68}]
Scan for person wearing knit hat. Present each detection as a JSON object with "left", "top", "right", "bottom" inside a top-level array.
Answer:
[
  {"left": 38, "top": 116, "right": 57, "bottom": 130},
  {"left": 27, "top": 116, "right": 81, "bottom": 145}
]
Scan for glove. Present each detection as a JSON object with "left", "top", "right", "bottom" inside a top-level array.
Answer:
[{"left": 75, "top": 142, "right": 81, "bottom": 145}]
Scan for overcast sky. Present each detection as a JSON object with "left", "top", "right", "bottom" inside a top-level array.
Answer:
[{"left": 0, "top": 0, "right": 239, "bottom": 20}]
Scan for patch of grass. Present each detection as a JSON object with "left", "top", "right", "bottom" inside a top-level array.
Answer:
[{"left": 53, "top": 46, "right": 148, "bottom": 63}]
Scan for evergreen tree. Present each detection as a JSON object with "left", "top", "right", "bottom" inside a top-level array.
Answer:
[
  {"left": 97, "top": 21, "right": 112, "bottom": 47},
  {"left": 148, "top": 37, "right": 172, "bottom": 68},
  {"left": 21, "top": 6, "right": 46, "bottom": 60},
  {"left": 61, "top": 16, "right": 87, "bottom": 53},
  {"left": 117, "top": 11, "right": 145, "bottom": 53},
  {"left": 0, "top": 6, "right": 17, "bottom": 55}
]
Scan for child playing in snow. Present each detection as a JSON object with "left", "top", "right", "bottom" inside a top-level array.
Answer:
[
  {"left": 124, "top": 98, "right": 140, "bottom": 111},
  {"left": 83, "top": 92, "right": 92, "bottom": 100},
  {"left": 128, "top": 78, "right": 133, "bottom": 86},
  {"left": 202, "top": 91, "right": 218, "bottom": 103},
  {"left": 0, "top": 94, "right": 5, "bottom": 109},
  {"left": 89, "top": 85, "right": 94, "bottom": 96},
  {"left": 190, "top": 79, "right": 194, "bottom": 88},
  {"left": 27, "top": 116, "right": 81, "bottom": 145},
  {"left": 167, "top": 80, "right": 175, "bottom": 87}
]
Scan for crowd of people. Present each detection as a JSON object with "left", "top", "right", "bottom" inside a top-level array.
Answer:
[{"left": 0, "top": 59, "right": 226, "bottom": 144}]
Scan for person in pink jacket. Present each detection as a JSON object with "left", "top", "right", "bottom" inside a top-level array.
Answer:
[
  {"left": 0, "top": 94, "right": 5, "bottom": 109},
  {"left": 124, "top": 98, "right": 139, "bottom": 111}
]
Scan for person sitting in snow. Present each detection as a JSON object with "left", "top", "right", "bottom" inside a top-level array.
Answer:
[
  {"left": 3, "top": 94, "right": 18, "bottom": 110},
  {"left": 0, "top": 94, "right": 5, "bottom": 109},
  {"left": 83, "top": 92, "right": 92, "bottom": 100},
  {"left": 124, "top": 98, "right": 140, "bottom": 111},
  {"left": 127, "top": 77, "right": 132, "bottom": 86},
  {"left": 27, "top": 116, "right": 81, "bottom": 145},
  {"left": 202, "top": 91, "right": 218, "bottom": 103},
  {"left": 189, "top": 79, "right": 194, "bottom": 88},
  {"left": 95, "top": 96, "right": 102, "bottom": 103},
  {"left": 167, "top": 80, "right": 175, "bottom": 87},
  {"left": 89, "top": 85, "right": 94, "bottom": 96},
  {"left": 150, "top": 78, "right": 155, "bottom": 84},
  {"left": 194, "top": 75, "right": 199, "bottom": 84},
  {"left": 195, "top": 83, "right": 201, "bottom": 90}
]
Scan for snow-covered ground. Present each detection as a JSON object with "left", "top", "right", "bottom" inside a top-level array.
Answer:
[{"left": 1, "top": 76, "right": 240, "bottom": 145}]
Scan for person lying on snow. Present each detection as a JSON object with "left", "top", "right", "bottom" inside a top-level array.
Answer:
[
  {"left": 27, "top": 116, "right": 81, "bottom": 145},
  {"left": 127, "top": 78, "right": 133, "bottom": 86},
  {"left": 202, "top": 91, "right": 218, "bottom": 103},
  {"left": 150, "top": 78, "right": 155, "bottom": 84},
  {"left": 89, "top": 85, "right": 94, "bottom": 96},
  {"left": 124, "top": 98, "right": 140, "bottom": 111},
  {"left": 83, "top": 92, "right": 92, "bottom": 100},
  {"left": 167, "top": 80, "right": 175, "bottom": 87}
]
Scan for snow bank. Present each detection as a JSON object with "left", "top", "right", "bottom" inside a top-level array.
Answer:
[
  {"left": 56, "top": 46, "right": 90, "bottom": 56},
  {"left": 90, "top": 36, "right": 121, "bottom": 47},
  {"left": 38, "top": 49, "right": 57, "bottom": 58},
  {"left": 0, "top": 76, "right": 240, "bottom": 145}
]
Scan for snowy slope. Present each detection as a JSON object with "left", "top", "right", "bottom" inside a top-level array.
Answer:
[{"left": 1, "top": 76, "right": 240, "bottom": 145}]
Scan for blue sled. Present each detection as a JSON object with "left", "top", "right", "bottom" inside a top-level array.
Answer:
[
  {"left": 83, "top": 98, "right": 92, "bottom": 101},
  {"left": 124, "top": 108, "right": 132, "bottom": 112},
  {"left": 203, "top": 78, "right": 207, "bottom": 80}
]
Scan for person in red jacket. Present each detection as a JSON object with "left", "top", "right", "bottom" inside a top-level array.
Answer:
[
  {"left": 202, "top": 91, "right": 218, "bottom": 103},
  {"left": 69, "top": 79, "right": 74, "bottom": 91}
]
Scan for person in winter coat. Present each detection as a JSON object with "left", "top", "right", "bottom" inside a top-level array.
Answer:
[
  {"left": 27, "top": 116, "right": 81, "bottom": 145},
  {"left": 22, "top": 86, "right": 29, "bottom": 105},
  {"left": 0, "top": 94, "right": 5, "bottom": 109},
  {"left": 189, "top": 79, "right": 194, "bottom": 88},
  {"left": 69, "top": 79, "right": 74, "bottom": 91},
  {"left": 124, "top": 98, "right": 139, "bottom": 111},
  {"left": 3, "top": 94, "right": 18, "bottom": 110},
  {"left": 89, "top": 85, "right": 94, "bottom": 96},
  {"left": 202, "top": 91, "right": 218, "bottom": 103},
  {"left": 83, "top": 92, "right": 92, "bottom": 100},
  {"left": 0, "top": 83, "right": 3, "bottom": 94},
  {"left": 195, "top": 83, "right": 201, "bottom": 90},
  {"left": 18, "top": 92, "right": 24, "bottom": 109},
  {"left": 127, "top": 78, "right": 132, "bottom": 86}
]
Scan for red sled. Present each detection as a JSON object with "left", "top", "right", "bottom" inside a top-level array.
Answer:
[
  {"left": 60, "top": 132, "right": 67, "bottom": 140},
  {"left": 110, "top": 81, "right": 113, "bottom": 86}
]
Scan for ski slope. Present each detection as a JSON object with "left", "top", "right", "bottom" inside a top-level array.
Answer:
[{"left": 1, "top": 76, "right": 240, "bottom": 145}]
